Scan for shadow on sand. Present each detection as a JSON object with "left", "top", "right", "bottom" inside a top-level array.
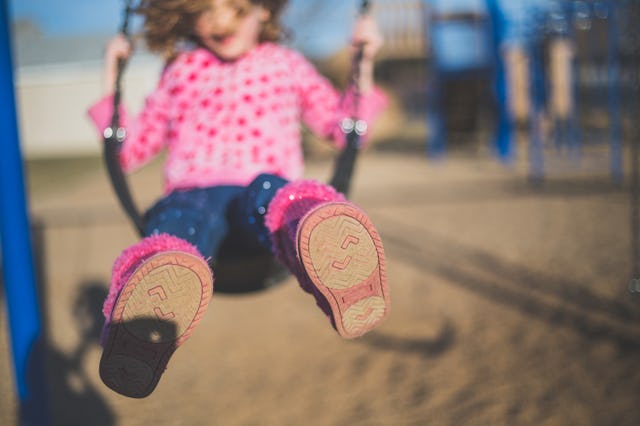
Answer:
[
  {"left": 28, "top": 217, "right": 115, "bottom": 424},
  {"left": 45, "top": 281, "right": 116, "bottom": 426},
  {"left": 360, "top": 319, "right": 456, "bottom": 358},
  {"left": 379, "top": 219, "right": 640, "bottom": 352}
]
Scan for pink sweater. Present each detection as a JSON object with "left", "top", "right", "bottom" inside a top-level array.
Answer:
[{"left": 88, "top": 42, "right": 387, "bottom": 193}]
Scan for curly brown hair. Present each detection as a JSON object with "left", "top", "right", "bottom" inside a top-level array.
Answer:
[{"left": 136, "top": 0, "right": 288, "bottom": 60}]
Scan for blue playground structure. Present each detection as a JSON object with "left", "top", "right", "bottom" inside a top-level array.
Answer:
[
  {"left": 0, "top": 0, "right": 49, "bottom": 423},
  {"left": 424, "top": 0, "right": 626, "bottom": 181},
  {"left": 424, "top": 0, "right": 494, "bottom": 157},
  {"left": 521, "top": 0, "right": 624, "bottom": 182}
]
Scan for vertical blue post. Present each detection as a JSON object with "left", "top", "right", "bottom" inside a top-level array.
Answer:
[
  {"left": 566, "top": 1, "right": 581, "bottom": 159},
  {"left": 485, "top": 0, "right": 514, "bottom": 163},
  {"left": 0, "top": 0, "right": 49, "bottom": 424},
  {"left": 423, "top": 3, "right": 446, "bottom": 159},
  {"left": 528, "top": 14, "right": 545, "bottom": 182},
  {"left": 425, "top": 69, "right": 446, "bottom": 158}
]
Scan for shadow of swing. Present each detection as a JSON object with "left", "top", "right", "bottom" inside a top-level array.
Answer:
[
  {"left": 0, "top": 280, "right": 118, "bottom": 424},
  {"left": 359, "top": 319, "right": 456, "bottom": 358},
  {"left": 45, "top": 281, "right": 116, "bottom": 425},
  {"left": 9, "top": 221, "right": 116, "bottom": 425}
]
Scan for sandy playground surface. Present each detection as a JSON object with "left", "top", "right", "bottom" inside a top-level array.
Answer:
[{"left": 1, "top": 147, "right": 640, "bottom": 425}]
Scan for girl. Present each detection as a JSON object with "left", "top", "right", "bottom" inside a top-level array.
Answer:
[{"left": 88, "top": 0, "right": 390, "bottom": 398}]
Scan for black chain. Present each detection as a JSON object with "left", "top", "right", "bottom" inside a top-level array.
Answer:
[
  {"left": 329, "top": 0, "right": 372, "bottom": 196},
  {"left": 103, "top": 0, "right": 146, "bottom": 236}
]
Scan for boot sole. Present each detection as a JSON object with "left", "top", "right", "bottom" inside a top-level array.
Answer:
[
  {"left": 297, "top": 202, "right": 389, "bottom": 338},
  {"left": 99, "top": 251, "right": 213, "bottom": 398}
]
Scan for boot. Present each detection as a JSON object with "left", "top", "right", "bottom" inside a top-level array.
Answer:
[
  {"left": 265, "top": 180, "right": 390, "bottom": 338},
  {"left": 99, "top": 234, "right": 213, "bottom": 398}
]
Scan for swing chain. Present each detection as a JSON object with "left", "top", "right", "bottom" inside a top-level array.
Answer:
[
  {"left": 348, "top": 0, "right": 372, "bottom": 131},
  {"left": 102, "top": 0, "right": 146, "bottom": 236},
  {"left": 330, "top": 0, "right": 373, "bottom": 195},
  {"left": 108, "top": 0, "right": 136, "bottom": 142}
]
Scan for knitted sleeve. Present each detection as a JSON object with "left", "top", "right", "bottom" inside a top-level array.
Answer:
[
  {"left": 289, "top": 50, "right": 387, "bottom": 148},
  {"left": 87, "top": 67, "right": 174, "bottom": 173}
]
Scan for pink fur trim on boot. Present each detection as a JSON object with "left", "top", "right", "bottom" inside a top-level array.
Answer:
[
  {"left": 103, "top": 233, "right": 205, "bottom": 319},
  {"left": 265, "top": 179, "right": 345, "bottom": 261},
  {"left": 264, "top": 179, "right": 345, "bottom": 233}
]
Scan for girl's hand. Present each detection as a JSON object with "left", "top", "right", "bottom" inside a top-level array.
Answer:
[
  {"left": 352, "top": 15, "right": 383, "bottom": 93},
  {"left": 103, "top": 34, "right": 133, "bottom": 94},
  {"left": 352, "top": 15, "right": 383, "bottom": 63}
]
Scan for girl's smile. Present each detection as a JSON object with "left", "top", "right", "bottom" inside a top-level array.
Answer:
[
  {"left": 195, "top": 0, "right": 270, "bottom": 61},
  {"left": 211, "top": 34, "right": 234, "bottom": 46}
]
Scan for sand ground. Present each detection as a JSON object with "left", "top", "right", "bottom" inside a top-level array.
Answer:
[{"left": 1, "top": 146, "right": 639, "bottom": 425}]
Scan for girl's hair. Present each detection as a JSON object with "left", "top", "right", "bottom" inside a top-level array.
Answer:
[{"left": 136, "top": 0, "right": 288, "bottom": 60}]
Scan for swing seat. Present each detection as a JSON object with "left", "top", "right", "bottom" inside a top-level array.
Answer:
[{"left": 212, "top": 233, "right": 290, "bottom": 294}]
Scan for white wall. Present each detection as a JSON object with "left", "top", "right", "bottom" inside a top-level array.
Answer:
[{"left": 15, "top": 55, "right": 162, "bottom": 158}]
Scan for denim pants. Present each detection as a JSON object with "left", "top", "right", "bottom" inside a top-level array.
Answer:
[{"left": 143, "top": 173, "right": 288, "bottom": 260}]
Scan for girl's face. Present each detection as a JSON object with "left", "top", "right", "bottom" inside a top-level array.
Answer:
[{"left": 194, "top": 0, "right": 270, "bottom": 60}]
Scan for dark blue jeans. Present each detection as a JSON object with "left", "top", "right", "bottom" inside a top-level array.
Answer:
[{"left": 143, "top": 173, "right": 287, "bottom": 260}]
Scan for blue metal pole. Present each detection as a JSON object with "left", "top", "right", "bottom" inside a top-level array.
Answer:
[
  {"left": 528, "top": 18, "right": 545, "bottom": 182},
  {"left": 423, "top": 4, "right": 446, "bottom": 159},
  {"left": 0, "top": 0, "right": 49, "bottom": 424},
  {"left": 485, "top": 0, "right": 514, "bottom": 163},
  {"left": 566, "top": 1, "right": 581, "bottom": 160},
  {"left": 425, "top": 68, "right": 446, "bottom": 158}
]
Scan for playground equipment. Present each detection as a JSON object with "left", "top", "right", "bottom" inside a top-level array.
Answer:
[
  {"left": 491, "top": 0, "right": 639, "bottom": 291},
  {"left": 410, "top": 0, "right": 628, "bottom": 181},
  {"left": 0, "top": 0, "right": 49, "bottom": 423},
  {"left": 524, "top": 0, "right": 625, "bottom": 182},
  {"left": 488, "top": 0, "right": 625, "bottom": 182},
  {"left": 424, "top": 1, "right": 495, "bottom": 157}
]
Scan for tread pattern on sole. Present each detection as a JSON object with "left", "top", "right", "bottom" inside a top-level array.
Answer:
[
  {"left": 298, "top": 203, "right": 389, "bottom": 339},
  {"left": 100, "top": 251, "right": 213, "bottom": 398}
]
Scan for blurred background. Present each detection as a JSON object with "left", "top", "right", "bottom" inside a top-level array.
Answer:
[
  {"left": 2, "top": 0, "right": 640, "bottom": 425},
  {"left": 8, "top": 0, "right": 635, "bottom": 176}
]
